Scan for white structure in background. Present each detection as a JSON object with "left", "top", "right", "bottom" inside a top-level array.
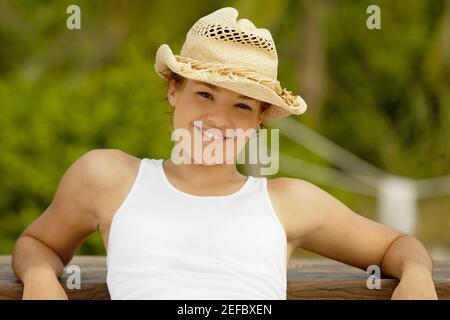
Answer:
[
  {"left": 378, "top": 176, "right": 417, "bottom": 234},
  {"left": 270, "top": 117, "right": 450, "bottom": 235}
]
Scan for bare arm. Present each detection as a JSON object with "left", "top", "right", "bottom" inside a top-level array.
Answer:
[
  {"left": 12, "top": 237, "right": 71, "bottom": 300},
  {"left": 380, "top": 234, "right": 433, "bottom": 279},
  {"left": 11, "top": 149, "right": 113, "bottom": 299},
  {"left": 380, "top": 234, "right": 436, "bottom": 299},
  {"left": 274, "top": 177, "right": 437, "bottom": 299}
]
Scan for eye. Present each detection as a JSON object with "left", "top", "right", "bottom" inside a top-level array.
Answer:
[
  {"left": 235, "top": 103, "right": 252, "bottom": 111},
  {"left": 197, "top": 91, "right": 213, "bottom": 100}
]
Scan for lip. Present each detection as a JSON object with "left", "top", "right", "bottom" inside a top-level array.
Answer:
[{"left": 193, "top": 124, "right": 231, "bottom": 141}]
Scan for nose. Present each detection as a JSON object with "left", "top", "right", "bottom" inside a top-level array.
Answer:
[{"left": 206, "top": 102, "right": 231, "bottom": 128}]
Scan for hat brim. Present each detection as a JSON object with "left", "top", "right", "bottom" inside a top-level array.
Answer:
[{"left": 154, "top": 44, "right": 307, "bottom": 121}]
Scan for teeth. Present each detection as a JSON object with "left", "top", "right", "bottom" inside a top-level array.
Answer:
[
  {"left": 203, "top": 129, "right": 223, "bottom": 140},
  {"left": 194, "top": 125, "right": 225, "bottom": 141}
]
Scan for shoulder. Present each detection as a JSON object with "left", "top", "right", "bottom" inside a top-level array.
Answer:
[
  {"left": 76, "top": 148, "right": 140, "bottom": 179},
  {"left": 267, "top": 176, "right": 327, "bottom": 204},
  {"left": 266, "top": 176, "right": 339, "bottom": 243},
  {"left": 66, "top": 149, "right": 141, "bottom": 214}
]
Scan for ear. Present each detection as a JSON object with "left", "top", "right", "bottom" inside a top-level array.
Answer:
[
  {"left": 256, "top": 117, "right": 263, "bottom": 129},
  {"left": 167, "top": 79, "right": 177, "bottom": 107},
  {"left": 257, "top": 106, "right": 267, "bottom": 128}
]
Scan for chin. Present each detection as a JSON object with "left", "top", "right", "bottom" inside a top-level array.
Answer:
[{"left": 190, "top": 154, "right": 236, "bottom": 166}]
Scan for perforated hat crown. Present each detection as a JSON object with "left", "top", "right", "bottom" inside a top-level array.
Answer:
[{"left": 155, "top": 7, "right": 307, "bottom": 121}]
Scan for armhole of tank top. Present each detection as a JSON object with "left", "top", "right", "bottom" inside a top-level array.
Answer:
[
  {"left": 106, "top": 157, "right": 148, "bottom": 257},
  {"left": 260, "top": 177, "right": 288, "bottom": 245}
]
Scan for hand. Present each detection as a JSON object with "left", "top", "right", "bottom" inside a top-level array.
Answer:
[
  {"left": 391, "top": 264, "right": 438, "bottom": 300},
  {"left": 22, "top": 266, "right": 69, "bottom": 300}
]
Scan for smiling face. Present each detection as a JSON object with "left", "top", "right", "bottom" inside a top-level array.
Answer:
[{"left": 167, "top": 74, "right": 270, "bottom": 165}]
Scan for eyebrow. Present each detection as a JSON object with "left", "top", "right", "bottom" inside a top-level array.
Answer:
[{"left": 196, "top": 81, "right": 257, "bottom": 101}]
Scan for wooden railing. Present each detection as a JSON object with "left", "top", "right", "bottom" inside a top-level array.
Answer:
[{"left": 1, "top": 256, "right": 449, "bottom": 300}]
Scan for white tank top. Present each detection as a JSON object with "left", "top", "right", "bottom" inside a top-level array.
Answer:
[{"left": 106, "top": 158, "right": 287, "bottom": 299}]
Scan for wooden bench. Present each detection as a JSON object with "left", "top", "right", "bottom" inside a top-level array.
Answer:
[{"left": 1, "top": 256, "right": 449, "bottom": 300}]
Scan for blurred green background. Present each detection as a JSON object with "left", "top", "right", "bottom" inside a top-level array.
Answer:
[{"left": 0, "top": 0, "right": 449, "bottom": 258}]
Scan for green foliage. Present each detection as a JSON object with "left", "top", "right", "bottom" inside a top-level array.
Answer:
[
  {"left": 0, "top": 0, "right": 449, "bottom": 254},
  {"left": 322, "top": 0, "right": 450, "bottom": 177}
]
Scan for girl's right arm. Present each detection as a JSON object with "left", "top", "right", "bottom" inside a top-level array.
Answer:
[{"left": 12, "top": 150, "right": 110, "bottom": 299}]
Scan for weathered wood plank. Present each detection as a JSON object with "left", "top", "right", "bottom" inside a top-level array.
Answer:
[{"left": 1, "top": 256, "right": 449, "bottom": 300}]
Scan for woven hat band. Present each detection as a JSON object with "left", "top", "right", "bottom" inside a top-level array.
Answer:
[{"left": 180, "top": 35, "right": 278, "bottom": 79}]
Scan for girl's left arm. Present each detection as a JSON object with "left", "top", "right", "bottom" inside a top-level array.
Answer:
[
  {"left": 276, "top": 177, "right": 437, "bottom": 299},
  {"left": 382, "top": 235, "right": 437, "bottom": 299}
]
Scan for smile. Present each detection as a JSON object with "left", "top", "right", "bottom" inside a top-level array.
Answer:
[{"left": 193, "top": 124, "right": 231, "bottom": 141}]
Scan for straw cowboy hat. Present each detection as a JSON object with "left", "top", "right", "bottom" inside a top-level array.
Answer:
[{"left": 154, "top": 7, "right": 307, "bottom": 121}]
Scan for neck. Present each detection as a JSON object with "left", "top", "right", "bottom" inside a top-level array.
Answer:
[{"left": 162, "top": 157, "right": 247, "bottom": 187}]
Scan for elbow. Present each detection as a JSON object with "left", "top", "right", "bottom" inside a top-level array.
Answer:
[
  {"left": 379, "top": 234, "right": 433, "bottom": 279},
  {"left": 12, "top": 235, "right": 68, "bottom": 276}
]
